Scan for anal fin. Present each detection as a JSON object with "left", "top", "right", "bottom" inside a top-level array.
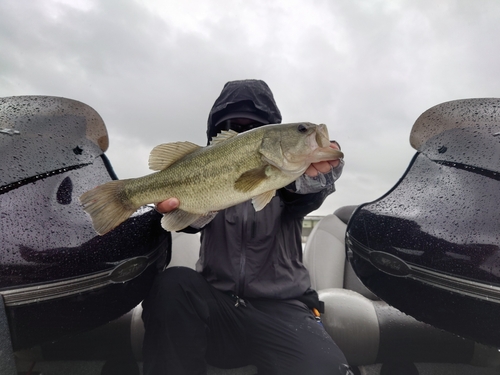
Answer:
[
  {"left": 161, "top": 209, "right": 203, "bottom": 232},
  {"left": 252, "top": 190, "right": 276, "bottom": 211}
]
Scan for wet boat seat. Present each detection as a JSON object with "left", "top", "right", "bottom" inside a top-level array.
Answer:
[{"left": 303, "top": 206, "right": 500, "bottom": 368}]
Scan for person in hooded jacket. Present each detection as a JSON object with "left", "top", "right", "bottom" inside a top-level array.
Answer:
[{"left": 141, "top": 80, "right": 352, "bottom": 375}]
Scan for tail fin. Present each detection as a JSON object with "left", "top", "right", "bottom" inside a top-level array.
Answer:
[{"left": 80, "top": 180, "right": 137, "bottom": 235}]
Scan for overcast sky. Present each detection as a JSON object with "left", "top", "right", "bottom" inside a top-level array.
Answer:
[{"left": 2, "top": 0, "right": 500, "bottom": 216}]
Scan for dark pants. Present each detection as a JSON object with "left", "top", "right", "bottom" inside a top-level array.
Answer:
[{"left": 142, "top": 267, "right": 351, "bottom": 375}]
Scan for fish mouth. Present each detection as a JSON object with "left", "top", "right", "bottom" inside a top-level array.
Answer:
[
  {"left": 316, "top": 124, "right": 331, "bottom": 147},
  {"left": 311, "top": 124, "right": 344, "bottom": 161}
]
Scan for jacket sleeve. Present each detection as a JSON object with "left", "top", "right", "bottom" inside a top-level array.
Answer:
[{"left": 286, "top": 160, "right": 344, "bottom": 195}]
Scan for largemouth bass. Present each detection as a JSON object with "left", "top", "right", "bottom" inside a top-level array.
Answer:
[{"left": 80, "top": 122, "right": 343, "bottom": 234}]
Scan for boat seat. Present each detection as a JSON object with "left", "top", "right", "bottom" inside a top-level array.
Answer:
[{"left": 303, "top": 206, "right": 500, "bottom": 368}]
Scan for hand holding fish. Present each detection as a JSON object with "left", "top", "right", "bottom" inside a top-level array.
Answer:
[
  {"left": 304, "top": 140, "right": 341, "bottom": 177},
  {"left": 156, "top": 197, "right": 180, "bottom": 213}
]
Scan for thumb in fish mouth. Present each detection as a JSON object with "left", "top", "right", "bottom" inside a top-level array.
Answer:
[
  {"left": 305, "top": 143, "right": 344, "bottom": 177},
  {"left": 330, "top": 140, "right": 341, "bottom": 150},
  {"left": 304, "top": 160, "right": 339, "bottom": 177}
]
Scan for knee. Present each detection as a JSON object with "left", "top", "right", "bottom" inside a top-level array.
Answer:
[
  {"left": 148, "top": 267, "right": 200, "bottom": 299},
  {"left": 142, "top": 266, "right": 211, "bottom": 327},
  {"left": 154, "top": 266, "right": 199, "bottom": 290},
  {"left": 312, "top": 343, "right": 350, "bottom": 375},
  {"left": 297, "top": 337, "right": 349, "bottom": 375}
]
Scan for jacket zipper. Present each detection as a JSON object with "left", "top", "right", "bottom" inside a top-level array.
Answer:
[{"left": 237, "top": 203, "right": 249, "bottom": 296}]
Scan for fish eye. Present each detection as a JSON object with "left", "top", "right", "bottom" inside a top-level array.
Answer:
[{"left": 297, "top": 124, "right": 308, "bottom": 133}]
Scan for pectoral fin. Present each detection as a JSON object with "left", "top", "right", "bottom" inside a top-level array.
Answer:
[
  {"left": 161, "top": 209, "right": 203, "bottom": 232},
  {"left": 252, "top": 190, "right": 276, "bottom": 211},
  {"left": 149, "top": 141, "right": 201, "bottom": 171},
  {"left": 234, "top": 166, "right": 269, "bottom": 192}
]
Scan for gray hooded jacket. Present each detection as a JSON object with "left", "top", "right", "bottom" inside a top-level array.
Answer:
[{"left": 193, "top": 80, "right": 342, "bottom": 300}]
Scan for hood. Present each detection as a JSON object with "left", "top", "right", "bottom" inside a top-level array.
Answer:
[{"left": 206, "top": 79, "right": 282, "bottom": 142}]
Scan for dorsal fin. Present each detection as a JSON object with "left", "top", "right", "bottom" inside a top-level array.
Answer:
[
  {"left": 148, "top": 141, "right": 201, "bottom": 171},
  {"left": 210, "top": 129, "right": 239, "bottom": 146}
]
